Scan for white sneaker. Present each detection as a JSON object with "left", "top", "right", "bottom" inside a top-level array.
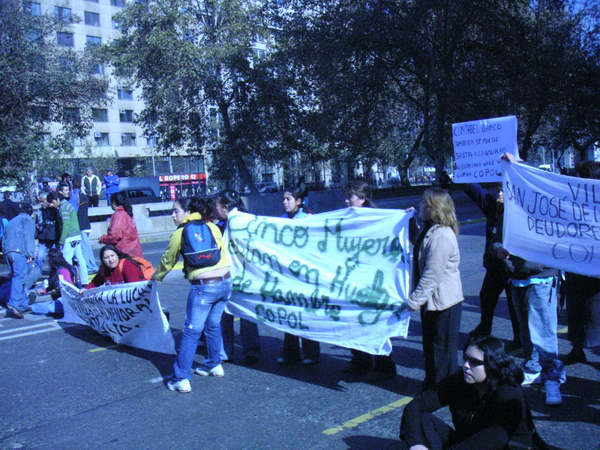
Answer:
[
  {"left": 521, "top": 371, "right": 541, "bottom": 385},
  {"left": 167, "top": 378, "right": 191, "bottom": 393},
  {"left": 194, "top": 364, "right": 225, "bottom": 377}
]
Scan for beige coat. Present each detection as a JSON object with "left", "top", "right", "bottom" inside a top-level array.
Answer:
[{"left": 408, "top": 224, "right": 464, "bottom": 311}]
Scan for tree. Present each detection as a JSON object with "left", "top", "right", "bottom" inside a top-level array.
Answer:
[
  {"left": 0, "top": 0, "right": 108, "bottom": 185},
  {"left": 108, "top": 0, "right": 299, "bottom": 193}
]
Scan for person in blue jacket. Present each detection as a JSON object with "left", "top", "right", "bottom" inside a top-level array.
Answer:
[{"left": 103, "top": 169, "right": 120, "bottom": 205}]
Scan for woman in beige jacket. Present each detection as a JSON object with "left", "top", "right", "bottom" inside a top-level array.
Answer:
[{"left": 409, "top": 188, "right": 464, "bottom": 389}]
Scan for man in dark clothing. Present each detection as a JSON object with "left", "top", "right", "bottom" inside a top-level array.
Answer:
[
  {"left": 34, "top": 192, "right": 60, "bottom": 269},
  {"left": 0, "top": 191, "right": 20, "bottom": 221},
  {"left": 464, "top": 183, "right": 520, "bottom": 347}
]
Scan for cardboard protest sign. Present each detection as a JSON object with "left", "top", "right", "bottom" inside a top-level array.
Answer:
[
  {"left": 452, "top": 115, "right": 518, "bottom": 183},
  {"left": 226, "top": 207, "right": 412, "bottom": 355},
  {"left": 60, "top": 280, "right": 175, "bottom": 354},
  {"left": 503, "top": 162, "right": 600, "bottom": 277}
]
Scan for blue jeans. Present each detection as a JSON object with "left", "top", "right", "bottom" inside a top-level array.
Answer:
[
  {"left": 62, "top": 237, "right": 88, "bottom": 285},
  {"left": 221, "top": 313, "right": 260, "bottom": 360},
  {"left": 172, "top": 279, "right": 232, "bottom": 381},
  {"left": 79, "top": 232, "right": 99, "bottom": 273},
  {"left": 7, "top": 253, "right": 29, "bottom": 311},
  {"left": 511, "top": 280, "right": 565, "bottom": 383}
]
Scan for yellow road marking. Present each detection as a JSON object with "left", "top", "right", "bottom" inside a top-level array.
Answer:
[
  {"left": 322, "top": 396, "right": 413, "bottom": 435},
  {"left": 558, "top": 326, "right": 568, "bottom": 334},
  {"left": 89, "top": 344, "right": 118, "bottom": 353}
]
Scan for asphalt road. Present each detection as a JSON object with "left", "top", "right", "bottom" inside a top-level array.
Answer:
[{"left": 0, "top": 193, "right": 598, "bottom": 449}]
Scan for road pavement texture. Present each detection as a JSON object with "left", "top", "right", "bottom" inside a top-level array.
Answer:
[{"left": 0, "top": 193, "right": 598, "bottom": 449}]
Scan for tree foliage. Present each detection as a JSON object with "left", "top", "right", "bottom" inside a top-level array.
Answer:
[{"left": 0, "top": 0, "right": 108, "bottom": 185}]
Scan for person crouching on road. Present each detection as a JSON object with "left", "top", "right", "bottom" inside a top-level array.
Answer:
[
  {"left": 154, "top": 197, "right": 232, "bottom": 393},
  {"left": 86, "top": 245, "right": 146, "bottom": 288},
  {"left": 399, "top": 335, "right": 544, "bottom": 449},
  {"left": 408, "top": 188, "right": 464, "bottom": 390}
]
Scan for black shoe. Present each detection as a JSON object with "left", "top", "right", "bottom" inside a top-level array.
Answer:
[
  {"left": 563, "top": 348, "right": 587, "bottom": 365},
  {"left": 6, "top": 305, "right": 24, "bottom": 319}
]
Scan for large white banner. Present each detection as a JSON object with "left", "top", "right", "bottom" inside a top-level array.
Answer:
[
  {"left": 503, "top": 162, "right": 600, "bottom": 277},
  {"left": 453, "top": 115, "right": 518, "bottom": 183},
  {"left": 60, "top": 280, "right": 176, "bottom": 354},
  {"left": 226, "top": 207, "right": 413, "bottom": 355}
]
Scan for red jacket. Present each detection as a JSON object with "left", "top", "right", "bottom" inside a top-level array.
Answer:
[
  {"left": 87, "top": 258, "right": 144, "bottom": 288},
  {"left": 99, "top": 206, "right": 144, "bottom": 258}
]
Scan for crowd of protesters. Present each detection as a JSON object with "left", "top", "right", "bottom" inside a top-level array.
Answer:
[{"left": 1, "top": 156, "right": 599, "bottom": 449}]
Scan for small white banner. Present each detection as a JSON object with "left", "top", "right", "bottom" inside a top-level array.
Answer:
[
  {"left": 226, "top": 207, "right": 413, "bottom": 355},
  {"left": 503, "top": 162, "right": 600, "bottom": 277},
  {"left": 60, "top": 280, "right": 176, "bottom": 354},
  {"left": 453, "top": 115, "right": 518, "bottom": 183}
]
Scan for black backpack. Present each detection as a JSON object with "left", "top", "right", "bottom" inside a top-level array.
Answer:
[{"left": 181, "top": 220, "right": 221, "bottom": 268}]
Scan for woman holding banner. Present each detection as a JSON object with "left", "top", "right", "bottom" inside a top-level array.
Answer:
[
  {"left": 86, "top": 245, "right": 146, "bottom": 287},
  {"left": 154, "top": 197, "right": 232, "bottom": 393},
  {"left": 214, "top": 190, "right": 262, "bottom": 365},
  {"left": 276, "top": 185, "right": 321, "bottom": 366},
  {"left": 408, "top": 188, "right": 463, "bottom": 389},
  {"left": 343, "top": 180, "right": 397, "bottom": 379}
]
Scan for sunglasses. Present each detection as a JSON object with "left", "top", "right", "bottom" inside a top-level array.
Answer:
[{"left": 463, "top": 354, "right": 485, "bottom": 367}]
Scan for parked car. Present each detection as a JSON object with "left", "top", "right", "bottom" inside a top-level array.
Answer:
[
  {"left": 257, "top": 182, "right": 279, "bottom": 193},
  {"left": 119, "top": 187, "right": 162, "bottom": 204}
]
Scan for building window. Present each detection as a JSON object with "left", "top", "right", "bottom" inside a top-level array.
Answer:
[
  {"left": 92, "top": 108, "right": 108, "bottom": 122},
  {"left": 59, "top": 56, "right": 75, "bottom": 71},
  {"left": 91, "top": 63, "right": 104, "bottom": 75},
  {"left": 56, "top": 32, "right": 74, "bottom": 47},
  {"left": 121, "top": 133, "right": 136, "bottom": 146},
  {"left": 26, "top": 29, "right": 43, "bottom": 43},
  {"left": 117, "top": 87, "right": 134, "bottom": 100},
  {"left": 86, "top": 0, "right": 99, "bottom": 3},
  {"left": 84, "top": 11, "right": 100, "bottom": 26},
  {"left": 94, "top": 132, "right": 109, "bottom": 146},
  {"left": 64, "top": 107, "right": 81, "bottom": 122},
  {"left": 86, "top": 35, "right": 102, "bottom": 46},
  {"left": 147, "top": 136, "right": 158, "bottom": 147},
  {"left": 54, "top": 6, "right": 72, "bottom": 22},
  {"left": 23, "top": 2, "right": 41, "bottom": 16},
  {"left": 119, "top": 110, "right": 134, "bottom": 122},
  {"left": 111, "top": 0, "right": 126, "bottom": 7}
]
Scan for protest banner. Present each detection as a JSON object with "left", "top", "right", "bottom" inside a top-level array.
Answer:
[
  {"left": 60, "top": 280, "right": 176, "bottom": 354},
  {"left": 503, "top": 162, "right": 600, "bottom": 277},
  {"left": 452, "top": 115, "right": 518, "bottom": 183},
  {"left": 226, "top": 207, "right": 412, "bottom": 355}
]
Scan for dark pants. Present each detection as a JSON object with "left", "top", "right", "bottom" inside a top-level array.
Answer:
[
  {"left": 349, "top": 350, "right": 396, "bottom": 373},
  {"left": 282, "top": 333, "right": 320, "bottom": 361},
  {"left": 475, "top": 268, "right": 520, "bottom": 344},
  {"left": 89, "top": 195, "right": 99, "bottom": 207},
  {"left": 398, "top": 413, "right": 455, "bottom": 450},
  {"left": 421, "top": 302, "right": 462, "bottom": 387},
  {"left": 566, "top": 273, "right": 600, "bottom": 348}
]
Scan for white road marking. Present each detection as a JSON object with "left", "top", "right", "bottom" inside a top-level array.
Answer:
[
  {"left": 0, "top": 322, "right": 59, "bottom": 335},
  {"left": 148, "top": 376, "right": 167, "bottom": 384},
  {"left": 0, "top": 323, "right": 62, "bottom": 341}
]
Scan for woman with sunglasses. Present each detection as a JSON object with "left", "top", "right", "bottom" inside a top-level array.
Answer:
[{"left": 399, "top": 335, "right": 544, "bottom": 449}]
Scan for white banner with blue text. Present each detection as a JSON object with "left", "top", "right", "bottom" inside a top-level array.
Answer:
[
  {"left": 503, "top": 162, "right": 600, "bottom": 277},
  {"left": 60, "top": 280, "right": 176, "bottom": 354},
  {"left": 226, "top": 207, "right": 413, "bottom": 355}
]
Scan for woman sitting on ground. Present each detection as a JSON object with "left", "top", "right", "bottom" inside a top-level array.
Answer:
[
  {"left": 399, "top": 335, "right": 543, "bottom": 450},
  {"left": 86, "top": 245, "right": 145, "bottom": 288},
  {"left": 30, "top": 248, "right": 80, "bottom": 318}
]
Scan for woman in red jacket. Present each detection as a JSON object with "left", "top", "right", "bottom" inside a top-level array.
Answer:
[
  {"left": 87, "top": 245, "right": 145, "bottom": 288},
  {"left": 99, "top": 192, "right": 143, "bottom": 258}
]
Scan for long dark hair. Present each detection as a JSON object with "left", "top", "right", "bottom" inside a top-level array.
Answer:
[
  {"left": 112, "top": 192, "right": 133, "bottom": 217},
  {"left": 466, "top": 335, "right": 524, "bottom": 390},
  {"left": 48, "top": 248, "right": 78, "bottom": 289},
  {"left": 216, "top": 190, "right": 246, "bottom": 213},
  {"left": 98, "top": 244, "right": 141, "bottom": 276},
  {"left": 189, "top": 196, "right": 212, "bottom": 220},
  {"left": 175, "top": 197, "right": 193, "bottom": 213},
  {"left": 284, "top": 184, "right": 311, "bottom": 215},
  {"left": 346, "top": 180, "right": 375, "bottom": 208}
]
